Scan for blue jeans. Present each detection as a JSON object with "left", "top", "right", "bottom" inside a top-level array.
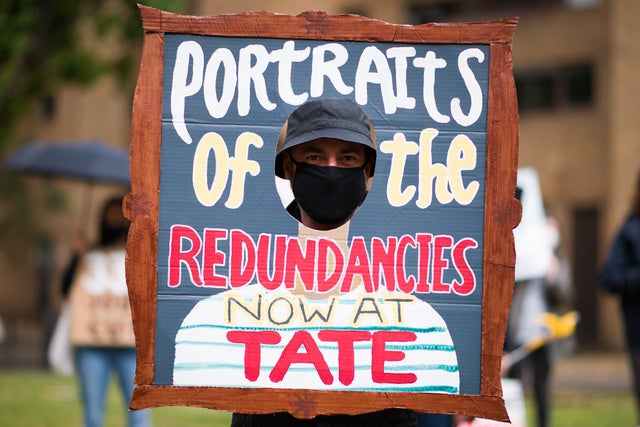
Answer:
[{"left": 74, "top": 347, "right": 151, "bottom": 427}]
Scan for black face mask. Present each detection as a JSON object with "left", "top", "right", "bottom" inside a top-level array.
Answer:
[{"left": 291, "top": 161, "right": 367, "bottom": 226}]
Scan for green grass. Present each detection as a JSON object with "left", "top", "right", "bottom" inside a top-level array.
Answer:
[
  {"left": 0, "top": 369, "right": 231, "bottom": 427},
  {"left": 0, "top": 369, "right": 635, "bottom": 427},
  {"left": 526, "top": 390, "right": 636, "bottom": 427}
]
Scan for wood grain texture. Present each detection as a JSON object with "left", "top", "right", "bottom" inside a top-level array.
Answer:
[
  {"left": 480, "top": 42, "right": 521, "bottom": 401},
  {"left": 131, "top": 385, "right": 509, "bottom": 420},
  {"left": 126, "top": 6, "right": 519, "bottom": 422},
  {"left": 139, "top": 5, "right": 516, "bottom": 44},
  {"left": 125, "top": 30, "right": 164, "bottom": 385}
]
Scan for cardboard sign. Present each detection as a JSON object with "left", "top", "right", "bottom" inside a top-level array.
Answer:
[
  {"left": 69, "top": 249, "right": 135, "bottom": 347},
  {"left": 124, "top": 6, "right": 520, "bottom": 421}
]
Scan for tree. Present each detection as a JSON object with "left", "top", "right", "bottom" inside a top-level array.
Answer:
[
  {"left": 0, "top": 0, "right": 185, "bottom": 148},
  {"left": 0, "top": 0, "right": 185, "bottom": 267}
]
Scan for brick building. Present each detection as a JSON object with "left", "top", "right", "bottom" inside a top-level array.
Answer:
[{"left": 1, "top": 0, "right": 637, "bottom": 365}]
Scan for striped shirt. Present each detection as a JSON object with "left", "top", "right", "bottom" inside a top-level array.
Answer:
[{"left": 173, "top": 285, "right": 459, "bottom": 393}]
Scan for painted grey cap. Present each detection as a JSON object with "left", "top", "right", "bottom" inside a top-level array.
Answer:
[{"left": 275, "top": 99, "right": 376, "bottom": 178}]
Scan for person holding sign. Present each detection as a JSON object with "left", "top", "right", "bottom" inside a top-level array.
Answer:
[
  {"left": 172, "top": 99, "right": 460, "bottom": 426},
  {"left": 229, "top": 99, "right": 418, "bottom": 426},
  {"left": 62, "top": 197, "right": 151, "bottom": 427}
]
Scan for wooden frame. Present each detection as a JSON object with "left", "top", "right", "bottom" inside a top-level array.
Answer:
[{"left": 124, "top": 5, "right": 519, "bottom": 421}]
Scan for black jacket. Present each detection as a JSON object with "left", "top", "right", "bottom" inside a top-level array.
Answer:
[
  {"left": 231, "top": 409, "right": 417, "bottom": 427},
  {"left": 599, "top": 214, "right": 640, "bottom": 349}
]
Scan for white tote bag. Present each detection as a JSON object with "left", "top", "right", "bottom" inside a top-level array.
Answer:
[{"left": 47, "top": 303, "right": 74, "bottom": 376}]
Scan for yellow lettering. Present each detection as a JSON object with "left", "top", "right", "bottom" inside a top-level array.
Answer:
[
  {"left": 193, "top": 132, "right": 230, "bottom": 207},
  {"left": 379, "top": 133, "right": 419, "bottom": 207},
  {"left": 225, "top": 292, "right": 338, "bottom": 327},
  {"left": 226, "top": 132, "right": 263, "bottom": 209},
  {"left": 447, "top": 134, "right": 479, "bottom": 205},
  {"left": 381, "top": 128, "right": 480, "bottom": 209},
  {"left": 417, "top": 128, "right": 451, "bottom": 208}
]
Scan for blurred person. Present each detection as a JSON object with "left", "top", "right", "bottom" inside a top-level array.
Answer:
[
  {"left": 0, "top": 309, "right": 4, "bottom": 342},
  {"left": 503, "top": 168, "right": 569, "bottom": 427},
  {"left": 61, "top": 196, "right": 151, "bottom": 427},
  {"left": 599, "top": 169, "right": 640, "bottom": 426},
  {"left": 228, "top": 99, "right": 423, "bottom": 427}
]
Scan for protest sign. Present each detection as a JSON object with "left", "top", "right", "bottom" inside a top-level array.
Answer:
[{"left": 124, "top": 6, "right": 520, "bottom": 421}]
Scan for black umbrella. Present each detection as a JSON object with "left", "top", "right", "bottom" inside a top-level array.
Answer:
[
  {"left": 3, "top": 140, "right": 130, "bottom": 229},
  {"left": 4, "top": 140, "right": 129, "bottom": 185}
]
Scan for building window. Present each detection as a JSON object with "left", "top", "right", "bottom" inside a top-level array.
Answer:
[
  {"left": 516, "top": 73, "right": 554, "bottom": 111},
  {"left": 406, "top": 2, "right": 462, "bottom": 23},
  {"left": 566, "top": 63, "right": 593, "bottom": 106},
  {"left": 406, "top": 0, "right": 561, "bottom": 24},
  {"left": 515, "top": 63, "right": 594, "bottom": 113}
]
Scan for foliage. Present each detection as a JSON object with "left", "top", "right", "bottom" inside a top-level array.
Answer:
[
  {"left": 0, "top": 0, "right": 186, "bottom": 263},
  {"left": 0, "top": 0, "right": 185, "bottom": 148},
  {"left": 0, "top": 175, "right": 57, "bottom": 261}
]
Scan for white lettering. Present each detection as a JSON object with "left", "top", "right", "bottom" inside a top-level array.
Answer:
[
  {"left": 386, "top": 47, "right": 417, "bottom": 111},
  {"left": 237, "top": 44, "right": 277, "bottom": 116},
  {"left": 310, "top": 43, "right": 353, "bottom": 97},
  {"left": 203, "top": 48, "right": 237, "bottom": 119},
  {"left": 171, "top": 41, "right": 205, "bottom": 144},
  {"left": 271, "top": 41, "right": 310, "bottom": 106},
  {"left": 170, "top": 40, "right": 488, "bottom": 143},
  {"left": 355, "top": 46, "right": 396, "bottom": 114},
  {"left": 451, "top": 48, "right": 485, "bottom": 127},
  {"left": 413, "top": 51, "right": 450, "bottom": 124}
]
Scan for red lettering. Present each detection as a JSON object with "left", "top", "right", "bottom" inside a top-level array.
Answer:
[
  {"left": 256, "top": 234, "right": 286, "bottom": 290},
  {"left": 396, "top": 235, "right": 417, "bottom": 293},
  {"left": 168, "top": 225, "right": 203, "bottom": 287},
  {"left": 284, "top": 238, "right": 317, "bottom": 291},
  {"left": 229, "top": 230, "right": 256, "bottom": 288},
  {"left": 371, "top": 331, "right": 417, "bottom": 384},
  {"left": 317, "top": 238, "right": 344, "bottom": 293},
  {"left": 318, "top": 330, "right": 371, "bottom": 385},
  {"left": 432, "top": 235, "right": 453, "bottom": 293},
  {"left": 415, "top": 233, "right": 433, "bottom": 293},
  {"left": 202, "top": 228, "right": 228, "bottom": 287},
  {"left": 167, "top": 227, "right": 478, "bottom": 296},
  {"left": 371, "top": 237, "right": 397, "bottom": 292},
  {"left": 452, "top": 238, "right": 477, "bottom": 295},
  {"left": 341, "top": 237, "right": 373, "bottom": 293},
  {"left": 227, "top": 328, "right": 425, "bottom": 387},
  {"left": 226, "top": 330, "right": 281, "bottom": 381},
  {"left": 270, "top": 331, "right": 333, "bottom": 385}
]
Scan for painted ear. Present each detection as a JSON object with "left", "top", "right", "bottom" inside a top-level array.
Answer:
[
  {"left": 364, "top": 154, "right": 375, "bottom": 178},
  {"left": 281, "top": 151, "right": 293, "bottom": 180}
]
